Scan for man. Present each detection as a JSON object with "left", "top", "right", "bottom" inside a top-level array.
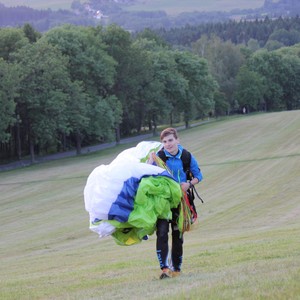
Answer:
[{"left": 156, "top": 127, "right": 203, "bottom": 279}]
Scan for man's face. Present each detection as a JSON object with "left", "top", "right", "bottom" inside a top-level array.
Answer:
[{"left": 162, "top": 134, "right": 179, "bottom": 155}]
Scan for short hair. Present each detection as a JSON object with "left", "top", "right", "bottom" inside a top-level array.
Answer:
[{"left": 160, "top": 127, "right": 178, "bottom": 141}]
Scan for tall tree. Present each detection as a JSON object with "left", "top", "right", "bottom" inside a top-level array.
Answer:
[
  {"left": 0, "top": 28, "right": 29, "bottom": 61},
  {"left": 22, "top": 23, "right": 41, "bottom": 43},
  {"left": 151, "top": 49, "right": 188, "bottom": 126},
  {"left": 0, "top": 59, "right": 18, "bottom": 142},
  {"left": 43, "top": 25, "right": 119, "bottom": 152},
  {"left": 268, "top": 29, "right": 300, "bottom": 47},
  {"left": 134, "top": 39, "right": 170, "bottom": 134},
  {"left": 249, "top": 50, "right": 285, "bottom": 111},
  {"left": 235, "top": 65, "right": 266, "bottom": 112},
  {"left": 12, "top": 40, "right": 71, "bottom": 161},
  {"left": 173, "top": 50, "right": 216, "bottom": 127},
  {"left": 102, "top": 24, "right": 144, "bottom": 139},
  {"left": 276, "top": 53, "right": 300, "bottom": 110},
  {"left": 0, "top": 28, "right": 28, "bottom": 159},
  {"left": 192, "top": 35, "right": 245, "bottom": 113}
]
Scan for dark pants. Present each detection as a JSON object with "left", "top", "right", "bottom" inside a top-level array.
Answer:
[{"left": 156, "top": 218, "right": 183, "bottom": 271}]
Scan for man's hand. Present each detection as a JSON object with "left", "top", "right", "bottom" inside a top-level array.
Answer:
[
  {"left": 181, "top": 182, "right": 191, "bottom": 192},
  {"left": 147, "top": 152, "right": 156, "bottom": 164}
]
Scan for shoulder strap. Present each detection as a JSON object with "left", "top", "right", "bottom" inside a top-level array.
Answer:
[
  {"left": 158, "top": 148, "right": 191, "bottom": 173},
  {"left": 157, "top": 149, "right": 167, "bottom": 162},
  {"left": 182, "top": 149, "right": 204, "bottom": 203},
  {"left": 158, "top": 148, "right": 204, "bottom": 203},
  {"left": 180, "top": 149, "right": 191, "bottom": 173}
]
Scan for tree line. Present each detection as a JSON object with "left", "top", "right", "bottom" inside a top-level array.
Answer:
[
  {"left": 0, "top": 3, "right": 96, "bottom": 32},
  {"left": 84, "top": 0, "right": 300, "bottom": 32},
  {"left": 0, "top": 24, "right": 216, "bottom": 162},
  {"left": 1, "top": 21, "right": 300, "bottom": 163},
  {"left": 156, "top": 16, "right": 300, "bottom": 48},
  {"left": 2, "top": 0, "right": 300, "bottom": 33}
]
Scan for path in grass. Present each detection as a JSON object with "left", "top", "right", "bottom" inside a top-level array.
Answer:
[
  {"left": 0, "top": 120, "right": 210, "bottom": 172},
  {"left": 0, "top": 111, "right": 299, "bottom": 300}
]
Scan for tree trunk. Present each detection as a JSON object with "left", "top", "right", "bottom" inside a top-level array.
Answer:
[
  {"left": 115, "top": 127, "right": 120, "bottom": 145},
  {"left": 29, "top": 136, "right": 35, "bottom": 163},
  {"left": 62, "top": 131, "right": 67, "bottom": 152},
  {"left": 185, "top": 120, "right": 189, "bottom": 129},
  {"left": 16, "top": 120, "right": 22, "bottom": 160},
  {"left": 152, "top": 114, "right": 157, "bottom": 136},
  {"left": 76, "top": 131, "right": 82, "bottom": 155},
  {"left": 148, "top": 119, "right": 152, "bottom": 131},
  {"left": 170, "top": 112, "right": 173, "bottom": 126}
]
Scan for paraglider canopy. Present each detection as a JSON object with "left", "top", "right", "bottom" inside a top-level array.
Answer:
[{"left": 84, "top": 141, "right": 183, "bottom": 245}]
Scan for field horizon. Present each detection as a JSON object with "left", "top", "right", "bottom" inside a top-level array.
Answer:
[
  {"left": 124, "top": 0, "right": 265, "bottom": 15},
  {"left": 1, "top": 111, "right": 300, "bottom": 299},
  {"left": 1, "top": 0, "right": 265, "bottom": 13}
]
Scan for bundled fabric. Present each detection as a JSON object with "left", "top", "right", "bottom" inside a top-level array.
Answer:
[{"left": 84, "top": 141, "right": 183, "bottom": 246}]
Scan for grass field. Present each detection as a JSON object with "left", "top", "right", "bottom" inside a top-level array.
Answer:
[
  {"left": 1, "top": 111, "right": 300, "bottom": 299},
  {"left": 124, "top": 0, "right": 265, "bottom": 15},
  {"left": 2, "top": 0, "right": 265, "bottom": 13},
  {"left": 0, "top": 0, "right": 73, "bottom": 10}
]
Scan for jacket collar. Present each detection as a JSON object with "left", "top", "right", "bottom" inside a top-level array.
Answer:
[{"left": 164, "top": 144, "right": 183, "bottom": 159}]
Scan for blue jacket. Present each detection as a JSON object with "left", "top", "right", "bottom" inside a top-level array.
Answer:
[{"left": 157, "top": 145, "right": 203, "bottom": 183}]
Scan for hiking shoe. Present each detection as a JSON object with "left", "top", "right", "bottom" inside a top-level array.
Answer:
[
  {"left": 159, "top": 268, "right": 171, "bottom": 280},
  {"left": 171, "top": 271, "right": 181, "bottom": 278}
]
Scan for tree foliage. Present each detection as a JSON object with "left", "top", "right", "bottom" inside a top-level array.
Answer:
[
  {"left": 12, "top": 40, "right": 71, "bottom": 161},
  {"left": 0, "top": 59, "right": 18, "bottom": 142},
  {"left": 1, "top": 22, "right": 300, "bottom": 162},
  {"left": 192, "top": 35, "right": 245, "bottom": 114},
  {"left": 235, "top": 66, "right": 265, "bottom": 112},
  {"left": 43, "top": 25, "right": 119, "bottom": 153}
]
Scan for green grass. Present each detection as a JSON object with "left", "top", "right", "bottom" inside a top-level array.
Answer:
[
  {"left": 1, "top": 111, "right": 300, "bottom": 299},
  {"left": 123, "top": 0, "right": 265, "bottom": 15},
  {"left": 2, "top": 0, "right": 265, "bottom": 13},
  {"left": 1, "top": 0, "right": 74, "bottom": 10}
]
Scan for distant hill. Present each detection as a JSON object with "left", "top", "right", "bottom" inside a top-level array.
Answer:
[
  {"left": 0, "top": 0, "right": 264, "bottom": 12},
  {"left": 1, "top": 0, "right": 300, "bottom": 32},
  {"left": 0, "top": 0, "right": 73, "bottom": 10},
  {"left": 0, "top": 3, "right": 96, "bottom": 31},
  {"left": 88, "top": 0, "right": 300, "bottom": 31},
  {"left": 117, "top": 0, "right": 265, "bottom": 15}
]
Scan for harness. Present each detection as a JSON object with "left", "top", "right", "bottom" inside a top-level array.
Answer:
[
  {"left": 157, "top": 148, "right": 203, "bottom": 226},
  {"left": 157, "top": 148, "right": 203, "bottom": 202}
]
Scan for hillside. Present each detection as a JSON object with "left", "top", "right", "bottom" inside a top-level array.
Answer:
[
  {"left": 1, "top": 0, "right": 300, "bottom": 32},
  {"left": 1, "top": 111, "right": 299, "bottom": 299},
  {"left": 0, "top": 0, "right": 73, "bottom": 10},
  {"left": 0, "top": 0, "right": 265, "bottom": 12},
  {"left": 122, "top": 0, "right": 265, "bottom": 15}
]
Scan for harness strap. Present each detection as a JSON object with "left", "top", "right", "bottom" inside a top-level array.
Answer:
[{"left": 191, "top": 185, "right": 204, "bottom": 203}]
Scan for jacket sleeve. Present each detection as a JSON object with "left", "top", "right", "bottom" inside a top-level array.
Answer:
[{"left": 190, "top": 154, "right": 203, "bottom": 182}]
